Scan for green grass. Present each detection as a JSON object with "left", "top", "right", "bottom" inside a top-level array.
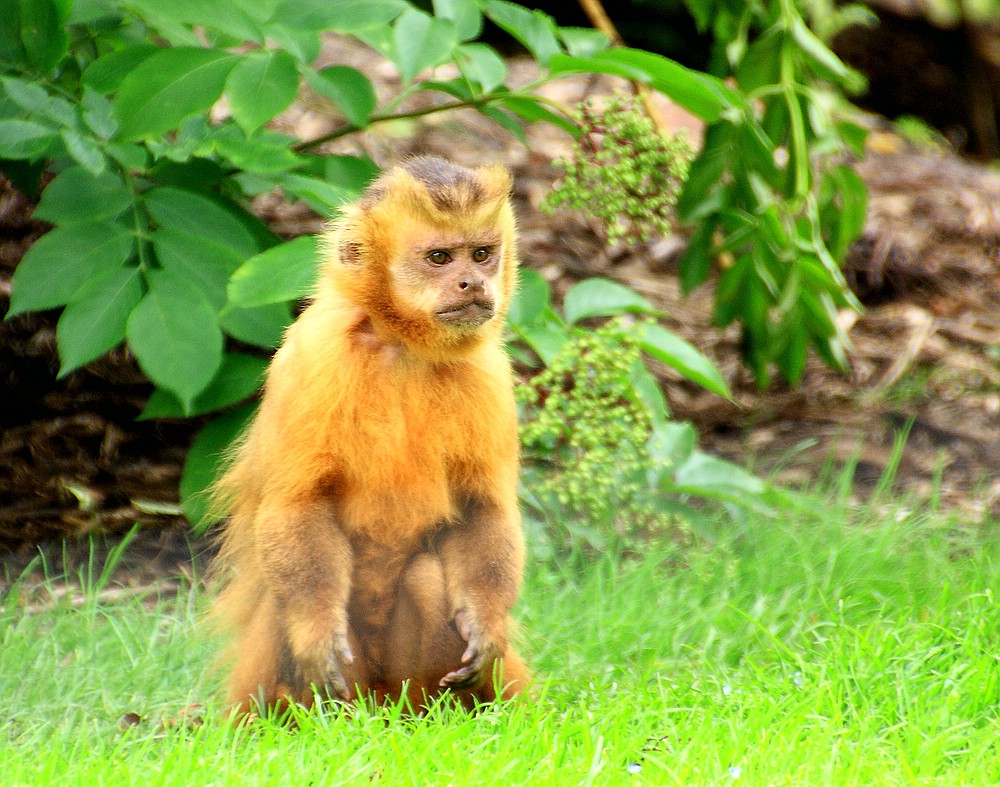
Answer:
[{"left": 2, "top": 498, "right": 998, "bottom": 786}]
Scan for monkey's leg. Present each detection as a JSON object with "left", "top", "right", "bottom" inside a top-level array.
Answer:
[
  {"left": 384, "top": 553, "right": 465, "bottom": 708},
  {"left": 436, "top": 495, "right": 527, "bottom": 693},
  {"left": 255, "top": 499, "right": 360, "bottom": 703}
]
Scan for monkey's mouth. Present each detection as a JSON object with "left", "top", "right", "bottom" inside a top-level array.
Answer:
[{"left": 436, "top": 300, "right": 496, "bottom": 326}]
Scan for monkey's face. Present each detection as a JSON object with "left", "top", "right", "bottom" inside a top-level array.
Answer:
[{"left": 403, "top": 230, "right": 503, "bottom": 330}]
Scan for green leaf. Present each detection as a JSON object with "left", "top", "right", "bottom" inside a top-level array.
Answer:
[
  {"left": 152, "top": 228, "right": 245, "bottom": 310},
  {"left": 226, "top": 50, "right": 299, "bottom": 133},
  {"left": 516, "top": 320, "right": 570, "bottom": 366},
  {"left": 114, "top": 47, "right": 239, "bottom": 141},
  {"left": 455, "top": 43, "right": 506, "bottom": 93},
  {"left": 557, "top": 27, "right": 610, "bottom": 57},
  {"left": 60, "top": 128, "right": 106, "bottom": 175},
  {"left": 227, "top": 235, "right": 319, "bottom": 309},
  {"left": 34, "top": 167, "right": 131, "bottom": 224},
  {"left": 278, "top": 173, "right": 356, "bottom": 214},
  {"left": 56, "top": 265, "right": 143, "bottom": 376},
  {"left": 126, "top": 0, "right": 262, "bottom": 42},
  {"left": 562, "top": 278, "right": 658, "bottom": 324},
  {"left": 392, "top": 9, "right": 458, "bottom": 84},
  {"left": 482, "top": 1, "right": 561, "bottom": 65},
  {"left": 790, "top": 17, "right": 857, "bottom": 87},
  {"left": 212, "top": 125, "right": 304, "bottom": 174},
  {"left": 1, "top": 77, "right": 51, "bottom": 116},
  {"left": 672, "top": 450, "right": 766, "bottom": 496},
  {"left": 220, "top": 302, "right": 293, "bottom": 348},
  {"left": 140, "top": 352, "right": 267, "bottom": 420},
  {"left": 478, "top": 105, "right": 525, "bottom": 142},
  {"left": 497, "top": 96, "right": 577, "bottom": 136},
  {"left": 0, "top": 119, "right": 57, "bottom": 159},
  {"left": 180, "top": 403, "right": 256, "bottom": 529},
  {"left": 433, "top": 0, "right": 482, "bottom": 41},
  {"left": 18, "top": 0, "right": 69, "bottom": 74},
  {"left": 638, "top": 322, "right": 731, "bottom": 399},
  {"left": 507, "top": 267, "right": 550, "bottom": 328},
  {"left": 552, "top": 49, "right": 737, "bottom": 123},
  {"left": 631, "top": 360, "right": 669, "bottom": 427},
  {"left": 647, "top": 421, "right": 697, "bottom": 467},
  {"left": 82, "top": 45, "right": 160, "bottom": 93},
  {"left": 9, "top": 222, "right": 134, "bottom": 316},
  {"left": 143, "top": 186, "right": 261, "bottom": 257},
  {"left": 325, "top": 154, "right": 380, "bottom": 196},
  {"left": 271, "top": 0, "right": 407, "bottom": 33},
  {"left": 81, "top": 88, "right": 117, "bottom": 139},
  {"left": 126, "top": 269, "right": 224, "bottom": 410},
  {"left": 307, "top": 65, "right": 376, "bottom": 127}
]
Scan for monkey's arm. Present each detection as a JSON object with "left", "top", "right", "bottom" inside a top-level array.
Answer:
[
  {"left": 437, "top": 495, "right": 524, "bottom": 690},
  {"left": 256, "top": 500, "right": 355, "bottom": 699}
]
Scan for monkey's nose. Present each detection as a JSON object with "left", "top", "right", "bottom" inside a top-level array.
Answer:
[{"left": 458, "top": 277, "right": 485, "bottom": 292}]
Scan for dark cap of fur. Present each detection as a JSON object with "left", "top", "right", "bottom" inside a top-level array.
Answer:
[{"left": 359, "top": 156, "right": 502, "bottom": 213}]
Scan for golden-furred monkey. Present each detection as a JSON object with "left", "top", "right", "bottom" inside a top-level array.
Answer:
[{"left": 210, "top": 156, "right": 529, "bottom": 716}]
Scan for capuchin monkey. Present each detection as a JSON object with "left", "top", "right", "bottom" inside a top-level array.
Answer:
[{"left": 209, "top": 157, "right": 529, "bottom": 716}]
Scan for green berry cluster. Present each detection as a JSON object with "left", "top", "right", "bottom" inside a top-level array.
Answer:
[
  {"left": 541, "top": 93, "right": 695, "bottom": 247},
  {"left": 517, "top": 319, "right": 665, "bottom": 535}
]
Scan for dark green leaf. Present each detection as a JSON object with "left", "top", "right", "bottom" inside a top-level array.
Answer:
[
  {"left": 482, "top": 1, "right": 561, "bottom": 65},
  {"left": 143, "top": 186, "right": 261, "bottom": 257},
  {"left": 140, "top": 352, "right": 267, "bottom": 420},
  {"left": 180, "top": 403, "right": 256, "bottom": 528},
  {"left": 562, "top": 277, "right": 659, "bottom": 324},
  {"left": 220, "top": 302, "right": 293, "bottom": 348},
  {"left": 126, "top": 269, "right": 224, "bottom": 410},
  {"left": 152, "top": 227, "right": 245, "bottom": 310},
  {"left": 9, "top": 222, "right": 134, "bottom": 315},
  {"left": 56, "top": 265, "right": 143, "bottom": 376},
  {"left": 307, "top": 65, "right": 376, "bottom": 127},
  {"left": 212, "top": 125, "right": 304, "bottom": 174},
  {"left": 114, "top": 48, "right": 239, "bottom": 141},
  {"left": 638, "top": 322, "right": 731, "bottom": 398},
  {"left": 82, "top": 45, "right": 160, "bottom": 93},
  {"left": 18, "top": 0, "right": 69, "bottom": 74},
  {"left": 326, "top": 154, "right": 380, "bottom": 197},
  {"left": 226, "top": 49, "right": 299, "bottom": 133},
  {"left": 392, "top": 9, "right": 458, "bottom": 83},
  {"left": 497, "top": 96, "right": 577, "bottom": 136},
  {"left": 34, "top": 167, "right": 131, "bottom": 224},
  {"left": 677, "top": 219, "right": 716, "bottom": 294},
  {"left": 126, "top": 0, "right": 261, "bottom": 42},
  {"left": 278, "top": 173, "right": 356, "bottom": 214},
  {"left": 477, "top": 105, "right": 525, "bottom": 142},
  {"left": 0, "top": 119, "right": 57, "bottom": 159},
  {"left": 227, "top": 235, "right": 319, "bottom": 308}
]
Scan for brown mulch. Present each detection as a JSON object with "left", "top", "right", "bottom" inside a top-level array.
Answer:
[{"left": 1, "top": 41, "right": 998, "bottom": 585}]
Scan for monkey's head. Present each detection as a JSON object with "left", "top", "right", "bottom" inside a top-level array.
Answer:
[{"left": 324, "top": 156, "right": 518, "bottom": 359}]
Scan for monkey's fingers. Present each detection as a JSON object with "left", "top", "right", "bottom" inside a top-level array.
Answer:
[{"left": 324, "top": 634, "right": 355, "bottom": 700}]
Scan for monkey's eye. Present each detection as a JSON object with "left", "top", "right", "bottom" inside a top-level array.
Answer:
[
  {"left": 427, "top": 250, "right": 451, "bottom": 265},
  {"left": 472, "top": 247, "right": 491, "bottom": 263}
]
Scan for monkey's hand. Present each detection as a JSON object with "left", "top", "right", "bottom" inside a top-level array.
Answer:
[
  {"left": 295, "top": 629, "right": 355, "bottom": 702},
  {"left": 440, "top": 607, "right": 504, "bottom": 691}
]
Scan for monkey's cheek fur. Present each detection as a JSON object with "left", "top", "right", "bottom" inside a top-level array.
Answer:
[{"left": 435, "top": 302, "right": 496, "bottom": 326}]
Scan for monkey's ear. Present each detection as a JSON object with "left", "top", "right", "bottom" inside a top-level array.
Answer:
[{"left": 340, "top": 240, "right": 363, "bottom": 265}]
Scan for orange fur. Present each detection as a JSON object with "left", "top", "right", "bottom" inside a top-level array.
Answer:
[{"left": 210, "top": 157, "right": 529, "bottom": 715}]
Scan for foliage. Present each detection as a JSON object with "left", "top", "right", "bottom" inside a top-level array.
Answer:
[
  {"left": 541, "top": 93, "right": 695, "bottom": 246},
  {"left": 1, "top": 0, "right": 870, "bottom": 523},
  {"left": 509, "top": 270, "right": 772, "bottom": 555},
  {"left": 551, "top": 0, "right": 871, "bottom": 387},
  {"left": 3, "top": 502, "right": 999, "bottom": 784}
]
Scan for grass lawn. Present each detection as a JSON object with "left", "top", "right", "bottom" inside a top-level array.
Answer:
[{"left": 1, "top": 493, "right": 998, "bottom": 786}]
